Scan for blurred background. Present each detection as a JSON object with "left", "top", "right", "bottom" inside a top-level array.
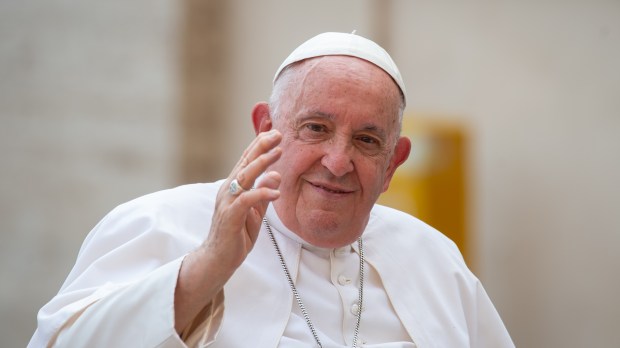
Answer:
[{"left": 1, "top": 0, "right": 619, "bottom": 347}]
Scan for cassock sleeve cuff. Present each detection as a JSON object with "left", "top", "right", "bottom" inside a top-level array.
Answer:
[{"left": 178, "top": 289, "right": 225, "bottom": 347}]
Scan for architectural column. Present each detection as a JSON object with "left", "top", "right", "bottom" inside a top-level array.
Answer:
[{"left": 179, "top": 0, "right": 230, "bottom": 183}]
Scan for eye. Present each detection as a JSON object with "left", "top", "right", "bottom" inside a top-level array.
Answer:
[
  {"left": 297, "top": 121, "right": 331, "bottom": 142},
  {"left": 306, "top": 123, "right": 327, "bottom": 133},
  {"left": 357, "top": 135, "right": 378, "bottom": 144},
  {"left": 356, "top": 134, "right": 383, "bottom": 146},
  {"left": 355, "top": 134, "right": 385, "bottom": 155}
]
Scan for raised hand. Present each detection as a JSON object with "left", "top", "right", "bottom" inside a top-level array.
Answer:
[
  {"left": 205, "top": 129, "right": 283, "bottom": 271},
  {"left": 174, "top": 129, "right": 282, "bottom": 333}
]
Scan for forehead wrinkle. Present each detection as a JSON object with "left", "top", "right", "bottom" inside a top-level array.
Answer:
[{"left": 307, "top": 110, "right": 334, "bottom": 120}]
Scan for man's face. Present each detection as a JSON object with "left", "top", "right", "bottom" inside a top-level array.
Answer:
[{"left": 267, "top": 56, "right": 410, "bottom": 248}]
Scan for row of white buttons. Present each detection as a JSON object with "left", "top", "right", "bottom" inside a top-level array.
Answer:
[{"left": 331, "top": 244, "right": 365, "bottom": 345}]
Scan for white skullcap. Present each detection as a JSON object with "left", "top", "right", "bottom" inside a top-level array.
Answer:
[{"left": 273, "top": 31, "right": 407, "bottom": 106}]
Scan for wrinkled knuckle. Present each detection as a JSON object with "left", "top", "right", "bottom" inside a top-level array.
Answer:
[
  {"left": 242, "top": 146, "right": 252, "bottom": 157},
  {"left": 255, "top": 153, "right": 269, "bottom": 167},
  {"left": 257, "top": 134, "right": 272, "bottom": 150},
  {"left": 237, "top": 171, "right": 246, "bottom": 184}
]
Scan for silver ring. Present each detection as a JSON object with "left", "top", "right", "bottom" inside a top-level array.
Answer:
[{"left": 229, "top": 178, "right": 246, "bottom": 196}]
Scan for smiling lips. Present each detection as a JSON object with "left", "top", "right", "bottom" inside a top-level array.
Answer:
[{"left": 308, "top": 181, "right": 354, "bottom": 195}]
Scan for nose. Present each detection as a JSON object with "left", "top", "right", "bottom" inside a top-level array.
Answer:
[{"left": 321, "top": 139, "right": 354, "bottom": 177}]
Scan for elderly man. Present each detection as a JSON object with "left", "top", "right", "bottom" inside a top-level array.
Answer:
[{"left": 30, "top": 32, "right": 514, "bottom": 347}]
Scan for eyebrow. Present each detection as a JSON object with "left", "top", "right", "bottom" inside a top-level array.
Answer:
[
  {"left": 360, "top": 124, "right": 387, "bottom": 140},
  {"left": 294, "top": 110, "right": 334, "bottom": 125},
  {"left": 310, "top": 110, "right": 335, "bottom": 120}
]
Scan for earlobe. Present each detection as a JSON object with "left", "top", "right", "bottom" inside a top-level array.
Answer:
[
  {"left": 251, "top": 102, "right": 273, "bottom": 135},
  {"left": 382, "top": 136, "right": 412, "bottom": 192}
]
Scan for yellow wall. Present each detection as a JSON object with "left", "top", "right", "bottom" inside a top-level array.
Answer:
[{"left": 379, "top": 115, "right": 470, "bottom": 264}]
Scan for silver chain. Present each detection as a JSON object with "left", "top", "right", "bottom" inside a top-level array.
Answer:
[{"left": 263, "top": 218, "right": 365, "bottom": 348}]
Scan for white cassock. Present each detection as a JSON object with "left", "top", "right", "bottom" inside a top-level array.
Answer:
[{"left": 29, "top": 181, "right": 514, "bottom": 348}]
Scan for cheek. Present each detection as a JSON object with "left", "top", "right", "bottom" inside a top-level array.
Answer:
[
  {"left": 274, "top": 145, "right": 314, "bottom": 186},
  {"left": 359, "top": 159, "right": 390, "bottom": 194},
  {"left": 285, "top": 143, "right": 321, "bottom": 168}
]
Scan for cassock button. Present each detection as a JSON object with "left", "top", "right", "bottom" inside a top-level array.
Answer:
[
  {"left": 351, "top": 302, "right": 365, "bottom": 315},
  {"left": 338, "top": 274, "right": 352, "bottom": 286}
]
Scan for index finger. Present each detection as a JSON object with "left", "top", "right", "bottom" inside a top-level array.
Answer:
[{"left": 230, "top": 129, "right": 282, "bottom": 188}]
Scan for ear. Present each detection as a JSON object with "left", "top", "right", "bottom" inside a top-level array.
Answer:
[
  {"left": 251, "top": 102, "right": 273, "bottom": 135},
  {"left": 382, "top": 136, "right": 412, "bottom": 192}
]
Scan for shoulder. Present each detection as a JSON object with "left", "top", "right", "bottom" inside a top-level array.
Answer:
[
  {"left": 111, "top": 180, "right": 224, "bottom": 216},
  {"left": 366, "top": 204, "right": 465, "bottom": 263},
  {"left": 75, "top": 181, "right": 225, "bottom": 263},
  {"left": 96, "top": 180, "right": 225, "bottom": 233},
  {"left": 365, "top": 204, "right": 479, "bottom": 298}
]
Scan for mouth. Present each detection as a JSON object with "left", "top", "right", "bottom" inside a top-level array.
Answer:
[{"left": 308, "top": 181, "right": 353, "bottom": 194}]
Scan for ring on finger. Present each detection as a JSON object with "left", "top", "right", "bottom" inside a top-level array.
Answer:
[{"left": 229, "top": 178, "right": 247, "bottom": 196}]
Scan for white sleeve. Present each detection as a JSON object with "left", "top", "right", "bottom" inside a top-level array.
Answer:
[
  {"left": 28, "top": 183, "right": 225, "bottom": 348},
  {"left": 49, "top": 257, "right": 224, "bottom": 348},
  {"left": 468, "top": 280, "right": 515, "bottom": 348}
]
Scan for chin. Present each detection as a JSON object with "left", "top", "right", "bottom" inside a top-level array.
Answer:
[{"left": 299, "top": 214, "right": 362, "bottom": 248}]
